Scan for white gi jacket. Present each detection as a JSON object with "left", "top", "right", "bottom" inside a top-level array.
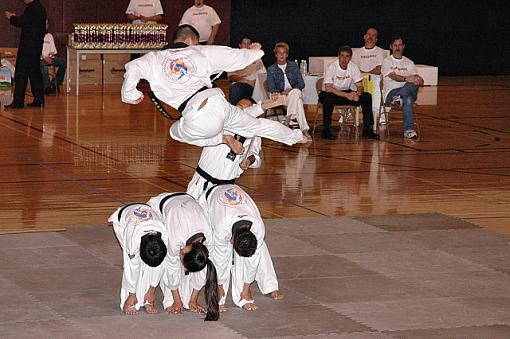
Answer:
[{"left": 109, "top": 203, "right": 168, "bottom": 310}]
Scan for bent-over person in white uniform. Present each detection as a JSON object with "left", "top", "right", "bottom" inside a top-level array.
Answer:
[
  {"left": 204, "top": 184, "right": 283, "bottom": 311},
  {"left": 109, "top": 203, "right": 168, "bottom": 315},
  {"left": 147, "top": 192, "right": 219, "bottom": 321},
  {"left": 121, "top": 25, "right": 307, "bottom": 157}
]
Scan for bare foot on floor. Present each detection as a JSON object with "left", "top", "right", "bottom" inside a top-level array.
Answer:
[
  {"left": 223, "top": 134, "right": 245, "bottom": 154},
  {"left": 123, "top": 294, "right": 139, "bottom": 315},
  {"left": 219, "top": 304, "right": 227, "bottom": 313},
  {"left": 270, "top": 290, "right": 284, "bottom": 300},
  {"left": 242, "top": 302, "right": 258, "bottom": 311},
  {"left": 144, "top": 302, "right": 158, "bottom": 314}
]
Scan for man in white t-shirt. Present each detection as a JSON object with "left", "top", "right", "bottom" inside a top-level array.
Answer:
[
  {"left": 179, "top": 0, "right": 221, "bottom": 45},
  {"left": 352, "top": 27, "right": 387, "bottom": 75},
  {"left": 352, "top": 27, "right": 388, "bottom": 124},
  {"left": 40, "top": 20, "right": 66, "bottom": 95},
  {"left": 227, "top": 35, "right": 266, "bottom": 105},
  {"left": 381, "top": 36, "right": 424, "bottom": 139},
  {"left": 319, "top": 46, "right": 380, "bottom": 140},
  {"left": 126, "top": 0, "right": 164, "bottom": 24}
]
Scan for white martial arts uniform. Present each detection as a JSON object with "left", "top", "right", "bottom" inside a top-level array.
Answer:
[
  {"left": 121, "top": 45, "right": 303, "bottom": 148},
  {"left": 109, "top": 203, "right": 168, "bottom": 311},
  {"left": 187, "top": 103, "right": 263, "bottom": 201},
  {"left": 205, "top": 184, "right": 278, "bottom": 308},
  {"left": 147, "top": 192, "right": 212, "bottom": 309}
]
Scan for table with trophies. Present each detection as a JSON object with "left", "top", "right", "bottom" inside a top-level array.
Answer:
[{"left": 67, "top": 23, "right": 168, "bottom": 96}]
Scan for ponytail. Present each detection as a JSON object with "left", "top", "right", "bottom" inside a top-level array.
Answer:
[
  {"left": 204, "top": 259, "right": 219, "bottom": 321},
  {"left": 182, "top": 243, "right": 220, "bottom": 321}
]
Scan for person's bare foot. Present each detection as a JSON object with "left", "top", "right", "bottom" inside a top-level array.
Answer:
[
  {"left": 298, "top": 135, "right": 309, "bottom": 144},
  {"left": 219, "top": 304, "right": 227, "bottom": 313},
  {"left": 242, "top": 301, "right": 258, "bottom": 311},
  {"left": 270, "top": 290, "right": 284, "bottom": 300},
  {"left": 165, "top": 301, "right": 184, "bottom": 315},
  {"left": 143, "top": 286, "right": 158, "bottom": 314},
  {"left": 122, "top": 293, "right": 139, "bottom": 315},
  {"left": 223, "top": 134, "right": 245, "bottom": 154},
  {"left": 240, "top": 289, "right": 258, "bottom": 311},
  {"left": 189, "top": 301, "right": 206, "bottom": 314}
]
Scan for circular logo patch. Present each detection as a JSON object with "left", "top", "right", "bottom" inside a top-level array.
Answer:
[
  {"left": 162, "top": 55, "right": 196, "bottom": 83},
  {"left": 220, "top": 188, "right": 245, "bottom": 207}
]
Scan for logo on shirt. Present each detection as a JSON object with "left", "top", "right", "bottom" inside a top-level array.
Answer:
[
  {"left": 360, "top": 55, "right": 377, "bottom": 59},
  {"left": 163, "top": 56, "right": 197, "bottom": 83},
  {"left": 133, "top": 207, "right": 155, "bottom": 222},
  {"left": 335, "top": 75, "right": 351, "bottom": 81},
  {"left": 220, "top": 188, "right": 245, "bottom": 206}
]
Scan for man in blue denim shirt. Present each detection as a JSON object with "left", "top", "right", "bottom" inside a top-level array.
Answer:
[{"left": 267, "top": 42, "right": 311, "bottom": 140}]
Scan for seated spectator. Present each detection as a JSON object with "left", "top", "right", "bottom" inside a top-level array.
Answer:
[
  {"left": 319, "top": 46, "right": 380, "bottom": 141},
  {"left": 267, "top": 42, "right": 311, "bottom": 140},
  {"left": 40, "top": 20, "right": 66, "bottom": 95},
  {"left": 352, "top": 27, "right": 387, "bottom": 75},
  {"left": 227, "top": 35, "right": 266, "bottom": 105},
  {"left": 381, "top": 36, "right": 424, "bottom": 139}
]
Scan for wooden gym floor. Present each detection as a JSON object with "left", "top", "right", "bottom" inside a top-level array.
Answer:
[{"left": 0, "top": 76, "right": 509, "bottom": 235}]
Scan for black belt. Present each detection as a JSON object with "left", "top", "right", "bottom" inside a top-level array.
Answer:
[
  {"left": 118, "top": 203, "right": 148, "bottom": 222},
  {"left": 177, "top": 86, "right": 209, "bottom": 113},
  {"left": 159, "top": 192, "right": 190, "bottom": 214},
  {"left": 196, "top": 166, "right": 236, "bottom": 191}
]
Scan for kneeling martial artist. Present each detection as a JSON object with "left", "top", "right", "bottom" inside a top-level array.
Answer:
[
  {"left": 204, "top": 184, "right": 283, "bottom": 311},
  {"left": 147, "top": 192, "right": 219, "bottom": 321},
  {"left": 109, "top": 203, "right": 168, "bottom": 315}
]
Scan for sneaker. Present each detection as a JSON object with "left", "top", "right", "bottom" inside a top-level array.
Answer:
[
  {"left": 404, "top": 130, "right": 417, "bottom": 139},
  {"left": 379, "top": 114, "right": 386, "bottom": 125},
  {"left": 390, "top": 96, "right": 403, "bottom": 107}
]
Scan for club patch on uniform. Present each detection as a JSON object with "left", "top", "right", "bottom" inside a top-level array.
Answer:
[
  {"left": 163, "top": 56, "right": 196, "bottom": 83},
  {"left": 133, "top": 207, "right": 155, "bottom": 222},
  {"left": 220, "top": 188, "right": 245, "bottom": 206}
]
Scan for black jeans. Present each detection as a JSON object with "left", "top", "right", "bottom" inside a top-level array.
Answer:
[
  {"left": 319, "top": 90, "right": 373, "bottom": 132},
  {"left": 228, "top": 82, "right": 254, "bottom": 105}
]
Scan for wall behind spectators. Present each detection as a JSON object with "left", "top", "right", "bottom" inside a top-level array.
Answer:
[
  {"left": 231, "top": 0, "right": 510, "bottom": 75},
  {"left": 1, "top": 0, "right": 231, "bottom": 56}
]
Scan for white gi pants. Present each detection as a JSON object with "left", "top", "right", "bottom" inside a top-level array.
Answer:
[
  {"left": 220, "top": 242, "right": 279, "bottom": 308},
  {"left": 285, "top": 89, "right": 310, "bottom": 132},
  {"left": 170, "top": 94, "right": 303, "bottom": 147}
]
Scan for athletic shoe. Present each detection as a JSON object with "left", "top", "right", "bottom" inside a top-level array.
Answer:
[
  {"left": 404, "top": 130, "right": 418, "bottom": 139},
  {"left": 390, "top": 96, "right": 403, "bottom": 107}
]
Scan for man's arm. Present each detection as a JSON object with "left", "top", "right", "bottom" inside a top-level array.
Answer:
[
  {"left": 126, "top": 13, "right": 139, "bottom": 22},
  {"left": 207, "top": 23, "right": 220, "bottom": 45},
  {"left": 121, "top": 54, "right": 154, "bottom": 104},
  {"left": 324, "top": 83, "right": 356, "bottom": 100},
  {"left": 368, "top": 65, "right": 382, "bottom": 75},
  {"left": 294, "top": 65, "right": 305, "bottom": 90},
  {"left": 140, "top": 14, "right": 163, "bottom": 22}
]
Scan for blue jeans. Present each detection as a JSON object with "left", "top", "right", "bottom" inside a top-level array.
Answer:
[
  {"left": 386, "top": 82, "right": 419, "bottom": 131},
  {"left": 40, "top": 57, "right": 67, "bottom": 89}
]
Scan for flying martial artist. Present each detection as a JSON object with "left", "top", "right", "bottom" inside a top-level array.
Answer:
[
  {"left": 147, "top": 192, "right": 219, "bottom": 321},
  {"left": 108, "top": 203, "right": 168, "bottom": 315},
  {"left": 121, "top": 24, "right": 308, "bottom": 155},
  {"left": 204, "top": 184, "right": 283, "bottom": 312}
]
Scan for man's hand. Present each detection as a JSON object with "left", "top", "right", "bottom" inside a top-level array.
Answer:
[
  {"left": 132, "top": 94, "right": 144, "bottom": 104},
  {"left": 206, "top": 38, "right": 214, "bottom": 45},
  {"left": 139, "top": 15, "right": 147, "bottom": 23},
  {"left": 282, "top": 88, "right": 291, "bottom": 96},
  {"left": 4, "top": 11, "right": 15, "bottom": 20},
  {"left": 43, "top": 56, "right": 53, "bottom": 65},
  {"left": 240, "top": 155, "right": 255, "bottom": 170},
  {"left": 249, "top": 42, "right": 262, "bottom": 50}
]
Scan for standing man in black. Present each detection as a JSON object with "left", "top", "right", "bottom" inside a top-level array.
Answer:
[{"left": 4, "top": 0, "right": 47, "bottom": 108}]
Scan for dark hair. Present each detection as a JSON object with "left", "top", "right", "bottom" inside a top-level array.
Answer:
[
  {"left": 238, "top": 35, "right": 251, "bottom": 46},
  {"left": 182, "top": 242, "right": 219, "bottom": 321},
  {"left": 365, "top": 27, "right": 379, "bottom": 35},
  {"left": 140, "top": 232, "right": 167, "bottom": 267},
  {"left": 390, "top": 36, "right": 405, "bottom": 45},
  {"left": 233, "top": 228, "right": 257, "bottom": 257},
  {"left": 173, "top": 24, "right": 199, "bottom": 42},
  {"left": 338, "top": 45, "right": 352, "bottom": 57}
]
